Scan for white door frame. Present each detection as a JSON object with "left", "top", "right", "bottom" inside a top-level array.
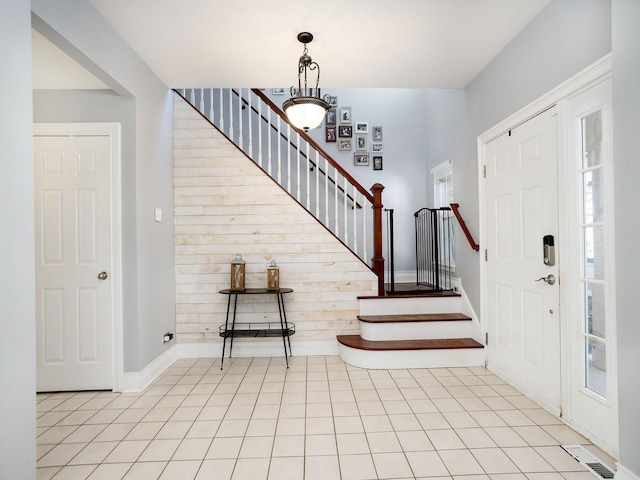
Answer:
[
  {"left": 479, "top": 55, "right": 612, "bottom": 408},
  {"left": 34, "top": 122, "right": 124, "bottom": 392}
]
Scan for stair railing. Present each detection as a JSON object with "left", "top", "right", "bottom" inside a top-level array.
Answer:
[
  {"left": 449, "top": 203, "right": 479, "bottom": 251},
  {"left": 414, "top": 207, "right": 455, "bottom": 292},
  {"left": 176, "top": 88, "right": 385, "bottom": 294}
]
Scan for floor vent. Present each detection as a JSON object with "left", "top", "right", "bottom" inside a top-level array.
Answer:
[{"left": 562, "top": 445, "right": 615, "bottom": 479}]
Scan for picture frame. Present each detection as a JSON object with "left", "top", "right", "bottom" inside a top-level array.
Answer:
[
  {"left": 326, "top": 108, "right": 337, "bottom": 126},
  {"left": 372, "top": 126, "right": 383, "bottom": 141},
  {"left": 272, "top": 87, "right": 285, "bottom": 95},
  {"left": 356, "top": 134, "right": 367, "bottom": 151},
  {"left": 325, "top": 126, "right": 337, "bottom": 143},
  {"left": 339, "top": 107, "right": 352, "bottom": 124},
  {"left": 355, "top": 122, "right": 369, "bottom": 134},
  {"left": 372, "top": 142, "right": 384, "bottom": 153},
  {"left": 338, "top": 125, "right": 353, "bottom": 138},
  {"left": 354, "top": 152, "right": 370, "bottom": 166},
  {"left": 327, "top": 96, "right": 338, "bottom": 106},
  {"left": 373, "top": 155, "right": 383, "bottom": 171},
  {"left": 338, "top": 139, "right": 352, "bottom": 151}
]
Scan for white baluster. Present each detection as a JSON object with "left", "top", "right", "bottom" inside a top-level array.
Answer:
[
  {"left": 219, "top": 89, "right": 224, "bottom": 133},
  {"left": 324, "top": 156, "right": 329, "bottom": 226},
  {"left": 209, "top": 89, "right": 214, "bottom": 123},
  {"left": 353, "top": 185, "right": 358, "bottom": 255},
  {"left": 315, "top": 151, "right": 320, "bottom": 218},
  {"left": 238, "top": 89, "right": 243, "bottom": 151},
  {"left": 257, "top": 98, "right": 262, "bottom": 166},
  {"left": 296, "top": 133, "right": 301, "bottom": 202},
  {"left": 277, "top": 117, "right": 282, "bottom": 184},
  {"left": 247, "top": 92, "right": 253, "bottom": 160},
  {"left": 267, "top": 109, "right": 272, "bottom": 175},
  {"left": 344, "top": 176, "right": 349, "bottom": 245},
  {"left": 228, "top": 89, "right": 234, "bottom": 141},
  {"left": 306, "top": 142, "right": 311, "bottom": 210},
  {"left": 199, "top": 88, "right": 204, "bottom": 114},
  {"left": 287, "top": 124, "right": 292, "bottom": 194},
  {"left": 363, "top": 193, "right": 368, "bottom": 262},
  {"left": 334, "top": 166, "right": 339, "bottom": 233},
  {"left": 190, "top": 88, "right": 195, "bottom": 104}
]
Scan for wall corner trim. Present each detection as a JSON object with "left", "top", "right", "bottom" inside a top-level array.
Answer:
[
  {"left": 615, "top": 464, "right": 640, "bottom": 480},
  {"left": 121, "top": 345, "right": 178, "bottom": 393}
]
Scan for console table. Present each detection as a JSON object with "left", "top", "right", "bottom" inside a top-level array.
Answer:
[{"left": 218, "top": 288, "right": 295, "bottom": 369}]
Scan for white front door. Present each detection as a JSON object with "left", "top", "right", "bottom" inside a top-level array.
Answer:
[
  {"left": 563, "top": 79, "right": 618, "bottom": 454},
  {"left": 34, "top": 128, "right": 114, "bottom": 391},
  {"left": 484, "top": 108, "right": 561, "bottom": 412}
]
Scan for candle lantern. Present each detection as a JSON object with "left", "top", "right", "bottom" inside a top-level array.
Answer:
[
  {"left": 266, "top": 260, "right": 280, "bottom": 291},
  {"left": 230, "top": 254, "right": 246, "bottom": 292}
]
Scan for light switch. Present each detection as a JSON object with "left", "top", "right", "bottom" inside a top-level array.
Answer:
[{"left": 154, "top": 208, "right": 162, "bottom": 222}]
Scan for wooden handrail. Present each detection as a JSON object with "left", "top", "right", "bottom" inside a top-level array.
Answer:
[
  {"left": 450, "top": 203, "right": 480, "bottom": 252},
  {"left": 253, "top": 89, "right": 375, "bottom": 204}
]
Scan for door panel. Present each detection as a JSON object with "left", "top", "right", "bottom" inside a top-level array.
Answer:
[
  {"left": 35, "top": 133, "right": 113, "bottom": 391},
  {"left": 485, "top": 108, "right": 560, "bottom": 411}
]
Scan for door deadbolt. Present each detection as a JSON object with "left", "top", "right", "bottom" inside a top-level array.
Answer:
[
  {"left": 535, "top": 274, "right": 555, "bottom": 285},
  {"left": 98, "top": 271, "right": 108, "bottom": 280}
]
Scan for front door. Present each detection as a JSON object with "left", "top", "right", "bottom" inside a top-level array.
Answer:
[
  {"left": 484, "top": 108, "right": 561, "bottom": 412},
  {"left": 34, "top": 128, "right": 114, "bottom": 391}
]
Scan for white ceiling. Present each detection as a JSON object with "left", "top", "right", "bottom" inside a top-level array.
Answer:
[{"left": 84, "top": 0, "right": 550, "bottom": 90}]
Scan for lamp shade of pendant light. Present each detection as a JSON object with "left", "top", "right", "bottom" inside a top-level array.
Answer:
[{"left": 282, "top": 32, "right": 330, "bottom": 132}]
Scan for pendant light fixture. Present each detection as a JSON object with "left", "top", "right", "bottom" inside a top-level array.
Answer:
[{"left": 282, "top": 32, "right": 330, "bottom": 132}]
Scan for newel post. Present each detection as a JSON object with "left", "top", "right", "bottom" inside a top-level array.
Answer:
[{"left": 371, "top": 183, "right": 385, "bottom": 296}]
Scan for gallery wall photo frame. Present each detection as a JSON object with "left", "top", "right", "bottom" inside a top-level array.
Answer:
[
  {"left": 339, "top": 139, "right": 352, "bottom": 151},
  {"left": 372, "top": 126, "right": 383, "bottom": 141},
  {"left": 373, "top": 155, "right": 383, "bottom": 171},
  {"left": 356, "top": 134, "right": 367, "bottom": 151},
  {"left": 339, "top": 107, "right": 352, "bottom": 124},
  {"left": 338, "top": 125, "right": 353, "bottom": 138},
  {"left": 327, "top": 96, "right": 338, "bottom": 106},
  {"left": 354, "top": 152, "right": 370, "bottom": 166},
  {"left": 326, "top": 108, "right": 337, "bottom": 126},
  {"left": 272, "top": 87, "right": 285, "bottom": 95},
  {"left": 355, "top": 122, "right": 368, "bottom": 134},
  {"left": 372, "top": 142, "right": 384, "bottom": 153},
  {"left": 325, "top": 126, "right": 337, "bottom": 143}
]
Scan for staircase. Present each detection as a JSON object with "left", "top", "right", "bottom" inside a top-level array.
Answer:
[{"left": 337, "top": 290, "right": 485, "bottom": 369}]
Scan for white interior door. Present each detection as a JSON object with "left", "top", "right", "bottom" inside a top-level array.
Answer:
[
  {"left": 563, "top": 79, "right": 618, "bottom": 455},
  {"left": 484, "top": 108, "right": 561, "bottom": 412},
  {"left": 34, "top": 130, "right": 113, "bottom": 391}
]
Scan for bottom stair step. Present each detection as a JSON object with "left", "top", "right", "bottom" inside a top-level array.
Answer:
[{"left": 337, "top": 335, "right": 484, "bottom": 370}]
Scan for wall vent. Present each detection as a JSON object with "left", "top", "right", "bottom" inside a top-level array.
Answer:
[{"left": 561, "top": 445, "right": 615, "bottom": 479}]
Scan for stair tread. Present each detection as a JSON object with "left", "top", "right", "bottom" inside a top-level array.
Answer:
[
  {"left": 358, "top": 313, "right": 471, "bottom": 323},
  {"left": 358, "top": 291, "right": 461, "bottom": 300},
  {"left": 337, "top": 335, "right": 484, "bottom": 351}
]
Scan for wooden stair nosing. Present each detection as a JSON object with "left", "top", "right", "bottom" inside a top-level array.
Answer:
[
  {"left": 337, "top": 335, "right": 484, "bottom": 351},
  {"left": 357, "top": 292, "right": 461, "bottom": 300},
  {"left": 357, "top": 313, "right": 471, "bottom": 323}
]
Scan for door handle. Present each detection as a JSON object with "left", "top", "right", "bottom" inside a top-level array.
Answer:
[
  {"left": 98, "top": 271, "right": 108, "bottom": 280},
  {"left": 535, "top": 274, "right": 555, "bottom": 285}
]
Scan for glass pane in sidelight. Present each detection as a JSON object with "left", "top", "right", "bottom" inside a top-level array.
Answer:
[
  {"left": 582, "top": 169, "right": 604, "bottom": 224},
  {"left": 585, "top": 337, "right": 607, "bottom": 397},
  {"left": 583, "top": 226, "right": 605, "bottom": 280},
  {"left": 584, "top": 282, "right": 606, "bottom": 339},
  {"left": 581, "top": 111, "right": 602, "bottom": 168}
]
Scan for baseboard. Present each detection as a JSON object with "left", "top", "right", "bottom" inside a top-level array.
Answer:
[
  {"left": 121, "top": 345, "right": 178, "bottom": 393},
  {"left": 456, "top": 278, "right": 484, "bottom": 345},
  {"left": 616, "top": 463, "right": 640, "bottom": 480},
  {"left": 177, "top": 339, "right": 339, "bottom": 359}
]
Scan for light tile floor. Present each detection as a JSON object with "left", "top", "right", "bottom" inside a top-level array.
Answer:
[{"left": 36, "top": 356, "right": 610, "bottom": 480}]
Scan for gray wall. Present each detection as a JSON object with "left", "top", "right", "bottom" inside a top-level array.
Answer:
[
  {"left": 32, "top": 89, "right": 142, "bottom": 371},
  {"left": 31, "top": 0, "right": 176, "bottom": 372},
  {"left": 0, "top": 1, "right": 36, "bottom": 478},
  {"left": 431, "top": 0, "right": 612, "bottom": 311},
  {"left": 612, "top": 0, "right": 640, "bottom": 475}
]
